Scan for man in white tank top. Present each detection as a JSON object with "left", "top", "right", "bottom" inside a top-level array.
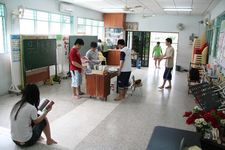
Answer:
[{"left": 114, "top": 39, "right": 132, "bottom": 101}]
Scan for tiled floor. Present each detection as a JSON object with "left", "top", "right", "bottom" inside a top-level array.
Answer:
[{"left": 0, "top": 66, "right": 196, "bottom": 150}]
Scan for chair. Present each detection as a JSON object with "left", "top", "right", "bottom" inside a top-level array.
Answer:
[
  {"left": 187, "top": 62, "right": 206, "bottom": 94},
  {"left": 189, "top": 82, "right": 223, "bottom": 111}
]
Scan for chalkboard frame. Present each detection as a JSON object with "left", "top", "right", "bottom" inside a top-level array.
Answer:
[{"left": 23, "top": 39, "right": 57, "bottom": 71}]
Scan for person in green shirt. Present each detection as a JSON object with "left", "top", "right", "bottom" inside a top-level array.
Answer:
[{"left": 152, "top": 42, "right": 163, "bottom": 68}]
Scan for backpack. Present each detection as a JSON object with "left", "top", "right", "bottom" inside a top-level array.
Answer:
[{"left": 189, "top": 67, "right": 200, "bottom": 81}]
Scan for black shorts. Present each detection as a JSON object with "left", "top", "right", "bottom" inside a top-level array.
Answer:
[
  {"left": 14, "top": 119, "right": 47, "bottom": 147},
  {"left": 163, "top": 67, "right": 173, "bottom": 80},
  {"left": 118, "top": 71, "right": 131, "bottom": 89}
]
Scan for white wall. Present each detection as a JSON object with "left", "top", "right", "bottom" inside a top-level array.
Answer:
[
  {"left": 0, "top": 54, "right": 11, "bottom": 95},
  {"left": 126, "top": 14, "right": 205, "bottom": 69},
  {"left": 208, "top": 0, "right": 225, "bottom": 20},
  {"left": 0, "top": 0, "right": 102, "bottom": 95}
]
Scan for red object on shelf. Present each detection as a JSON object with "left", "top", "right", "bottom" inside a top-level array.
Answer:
[
  {"left": 194, "top": 48, "right": 201, "bottom": 54},
  {"left": 200, "top": 43, "right": 208, "bottom": 53}
]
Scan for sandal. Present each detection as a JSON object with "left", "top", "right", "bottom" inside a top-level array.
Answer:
[
  {"left": 165, "top": 86, "right": 172, "bottom": 89},
  {"left": 114, "top": 97, "right": 123, "bottom": 101},
  {"left": 158, "top": 86, "right": 164, "bottom": 89},
  {"left": 79, "top": 92, "right": 85, "bottom": 95},
  {"left": 74, "top": 95, "right": 80, "bottom": 99}
]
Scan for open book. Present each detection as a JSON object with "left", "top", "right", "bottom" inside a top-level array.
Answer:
[{"left": 38, "top": 99, "right": 54, "bottom": 112}]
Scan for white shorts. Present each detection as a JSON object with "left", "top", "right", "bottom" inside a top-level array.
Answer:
[{"left": 71, "top": 70, "right": 82, "bottom": 87}]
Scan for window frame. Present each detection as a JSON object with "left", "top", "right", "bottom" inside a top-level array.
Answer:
[
  {"left": 77, "top": 17, "right": 104, "bottom": 40},
  {"left": 19, "top": 8, "right": 73, "bottom": 35},
  {"left": 0, "top": 3, "right": 7, "bottom": 53}
]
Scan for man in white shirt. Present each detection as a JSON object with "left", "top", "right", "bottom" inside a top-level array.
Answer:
[
  {"left": 159, "top": 38, "right": 174, "bottom": 89},
  {"left": 114, "top": 39, "right": 132, "bottom": 101}
]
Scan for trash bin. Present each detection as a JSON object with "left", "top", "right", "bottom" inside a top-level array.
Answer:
[
  {"left": 176, "top": 65, "right": 181, "bottom": 71},
  {"left": 136, "top": 57, "right": 141, "bottom": 69}
]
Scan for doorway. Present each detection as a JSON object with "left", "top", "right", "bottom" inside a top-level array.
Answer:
[
  {"left": 149, "top": 32, "right": 179, "bottom": 68},
  {"left": 126, "top": 31, "right": 178, "bottom": 68},
  {"left": 126, "top": 31, "right": 150, "bottom": 67}
]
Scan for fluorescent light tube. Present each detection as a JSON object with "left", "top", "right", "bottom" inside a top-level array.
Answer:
[{"left": 164, "top": 8, "right": 192, "bottom": 12}]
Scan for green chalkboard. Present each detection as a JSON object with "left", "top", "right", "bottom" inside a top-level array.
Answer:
[
  {"left": 23, "top": 39, "right": 57, "bottom": 71},
  {"left": 69, "top": 36, "right": 98, "bottom": 56}
]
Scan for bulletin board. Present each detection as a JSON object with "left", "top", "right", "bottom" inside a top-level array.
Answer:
[{"left": 217, "top": 20, "right": 225, "bottom": 68}]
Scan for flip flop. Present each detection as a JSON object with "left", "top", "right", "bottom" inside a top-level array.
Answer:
[
  {"left": 114, "top": 97, "right": 123, "bottom": 101},
  {"left": 158, "top": 86, "right": 164, "bottom": 89},
  {"left": 73, "top": 95, "right": 80, "bottom": 99},
  {"left": 79, "top": 92, "right": 85, "bottom": 95},
  {"left": 165, "top": 86, "right": 172, "bottom": 89}
]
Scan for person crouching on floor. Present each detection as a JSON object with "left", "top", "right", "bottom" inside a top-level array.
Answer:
[{"left": 10, "top": 84, "right": 57, "bottom": 147}]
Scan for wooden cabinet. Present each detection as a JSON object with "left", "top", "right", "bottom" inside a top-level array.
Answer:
[
  {"left": 85, "top": 71, "right": 118, "bottom": 100},
  {"left": 86, "top": 73, "right": 111, "bottom": 100},
  {"left": 107, "top": 50, "right": 120, "bottom": 66},
  {"left": 104, "top": 13, "right": 126, "bottom": 28},
  {"left": 85, "top": 74, "right": 97, "bottom": 96},
  {"left": 97, "top": 74, "right": 110, "bottom": 98},
  {"left": 26, "top": 67, "right": 50, "bottom": 84}
]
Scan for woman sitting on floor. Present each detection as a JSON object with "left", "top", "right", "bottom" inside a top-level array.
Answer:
[{"left": 10, "top": 84, "right": 57, "bottom": 147}]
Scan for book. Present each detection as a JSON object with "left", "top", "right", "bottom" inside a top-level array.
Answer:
[{"left": 38, "top": 99, "right": 54, "bottom": 112}]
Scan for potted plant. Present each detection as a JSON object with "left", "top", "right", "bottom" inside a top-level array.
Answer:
[{"left": 183, "top": 106, "right": 225, "bottom": 142}]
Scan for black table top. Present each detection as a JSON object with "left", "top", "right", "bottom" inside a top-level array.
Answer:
[{"left": 147, "top": 126, "right": 201, "bottom": 150}]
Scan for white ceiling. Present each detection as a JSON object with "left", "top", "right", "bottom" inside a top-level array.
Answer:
[{"left": 59, "top": 0, "right": 221, "bottom": 16}]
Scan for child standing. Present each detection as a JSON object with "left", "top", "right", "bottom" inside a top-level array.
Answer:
[
  {"left": 152, "top": 42, "right": 162, "bottom": 68},
  {"left": 69, "top": 39, "right": 85, "bottom": 99}
]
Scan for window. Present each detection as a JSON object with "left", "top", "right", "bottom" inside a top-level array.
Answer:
[
  {"left": 20, "top": 19, "right": 35, "bottom": 34},
  {"left": 61, "top": 15, "right": 71, "bottom": 35},
  {"left": 50, "top": 22, "right": 60, "bottom": 34},
  {"left": 206, "top": 26, "right": 213, "bottom": 55},
  {"left": 77, "top": 17, "right": 104, "bottom": 40},
  {"left": 36, "top": 11, "right": 49, "bottom": 34},
  {"left": 37, "top": 21, "right": 48, "bottom": 34},
  {"left": 19, "top": 9, "right": 35, "bottom": 35},
  {"left": 92, "top": 26, "right": 98, "bottom": 35},
  {"left": 85, "top": 26, "right": 92, "bottom": 35},
  {"left": 20, "top": 9, "right": 73, "bottom": 35},
  {"left": 0, "top": 4, "right": 6, "bottom": 53}
]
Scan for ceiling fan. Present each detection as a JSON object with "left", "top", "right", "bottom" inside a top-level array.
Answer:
[
  {"left": 122, "top": 0, "right": 142, "bottom": 12},
  {"left": 104, "top": 0, "right": 142, "bottom": 13},
  {"left": 102, "top": 0, "right": 142, "bottom": 13},
  {"left": 141, "top": 8, "right": 155, "bottom": 18}
]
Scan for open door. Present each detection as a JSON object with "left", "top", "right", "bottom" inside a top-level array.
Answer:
[{"left": 126, "top": 31, "right": 150, "bottom": 67}]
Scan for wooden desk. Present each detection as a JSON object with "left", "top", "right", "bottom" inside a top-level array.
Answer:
[{"left": 85, "top": 71, "right": 118, "bottom": 101}]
